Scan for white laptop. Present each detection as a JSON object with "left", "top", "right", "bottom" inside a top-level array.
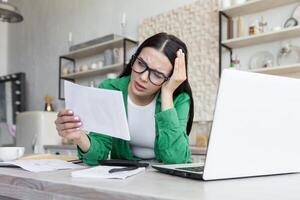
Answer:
[{"left": 152, "top": 69, "right": 300, "bottom": 180}]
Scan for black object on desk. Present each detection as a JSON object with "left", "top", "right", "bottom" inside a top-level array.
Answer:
[
  {"left": 68, "top": 159, "right": 83, "bottom": 164},
  {"left": 100, "top": 159, "right": 149, "bottom": 168},
  {"left": 108, "top": 166, "right": 139, "bottom": 173}
]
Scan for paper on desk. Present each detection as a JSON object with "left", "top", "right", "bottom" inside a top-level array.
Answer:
[
  {"left": 0, "top": 159, "right": 84, "bottom": 172},
  {"left": 64, "top": 81, "right": 130, "bottom": 140},
  {"left": 71, "top": 166, "right": 145, "bottom": 179}
]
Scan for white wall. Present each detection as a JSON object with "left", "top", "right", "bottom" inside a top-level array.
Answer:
[
  {"left": 7, "top": 0, "right": 196, "bottom": 111},
  {"left": 0, "top": 23, "right": 7, "bottom": 76},
  {"left": 0, "top": 23, "right": 10, "bottom": 146}
]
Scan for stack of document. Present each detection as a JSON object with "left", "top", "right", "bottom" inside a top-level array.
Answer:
[
  {"left": 0, "top": 159, "right": 84, "bottom": 172},
  {"left": 19, "top": 154, "right": 79, "bottom": 162},
  {"left": 71, "top": 166, "right": 145, "bottom": 179}
]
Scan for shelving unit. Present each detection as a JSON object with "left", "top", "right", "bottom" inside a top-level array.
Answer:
[
  {"left": 250, "top": 63, "right": 300, "bottom": 76},
  {"left": 222, "top": 26, "right": 300, "bottom": 49},
  {"left": 61, "top": 63, "right": 124, "bottom": 79},
  {"left": 219, "top": 0, "right": 300, "bottom": 76},
  {"left": 220, "top": 0, "right": 299, "bottom": 17},
  {"left": 61, "top": 38, "right": 131, "bottom": 59},
  {"left": 59, "top": 36, "right": 138, "bottom": 100}
]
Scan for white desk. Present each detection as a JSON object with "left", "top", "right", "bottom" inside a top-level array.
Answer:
[{"left": 0, "top": 166, "right": 300, "bottom": 200}]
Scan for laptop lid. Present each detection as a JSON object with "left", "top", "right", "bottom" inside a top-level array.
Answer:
[{"left": 203, "top": 69, "right": 300, "bottom": 180}]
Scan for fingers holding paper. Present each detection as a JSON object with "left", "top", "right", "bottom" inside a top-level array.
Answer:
[
  {"left": 55, "top": 109, "right": 91, "bottom": 152},
  {"left": 55, "top": 109, "right": 85, "bottom": 145}
]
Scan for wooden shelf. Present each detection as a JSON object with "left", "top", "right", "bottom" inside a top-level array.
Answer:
[
  {"left": 61, "top": 63, "right": 124, "bottom": 79},
  {"left": 220, "top": 0, "right": 299, "bottom": 17},
  {"left": 222, "top": 26, "right": 300, "bottom": 48},
  {"left": 250, "top": 63, "right": 300, "bottom": 75},
  {"left": 219, "top": 0, "right": 300, "bottom": 79},
  {"left": 58, "top": 36, "right": 138, "bottom": 99},
  {"left": 61, "top": 37, "right": 128, "bottom": 59}
]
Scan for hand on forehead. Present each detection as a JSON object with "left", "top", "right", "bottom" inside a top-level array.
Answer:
[{"left": 138, "top": 47, "right": 173, "bottom": 76}]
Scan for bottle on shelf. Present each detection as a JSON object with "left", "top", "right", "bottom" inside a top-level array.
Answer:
[
  {"left": 121, "top": 12, "right": 127, "bottom": 36},
  {"left": 237, "top": 16, "right": 245, "bottom": 38},
  {"left": 248, "top": 20, "right": 259, "bottom": 36},
  {"left": 258, "top": 16, "right": 268, "bottom": 33},
  {"left": 68, "top": 32, "right": 73, "bottom": 50},
  {"left": 90, "top": 62, "right": 98, "bottom": 70},
  {"left": 89, "top": 81, "right": 96, "bottom": 87}
]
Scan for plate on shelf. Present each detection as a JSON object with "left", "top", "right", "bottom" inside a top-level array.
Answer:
[
  {"left": 292, "top": 4, "right": 300, "bottom": 24},
  {"left": 249, "top": 51, "right": 274, "bottom": 70},
  {"left": 277, "top": 45, "right": 300, "bottom": 66}
]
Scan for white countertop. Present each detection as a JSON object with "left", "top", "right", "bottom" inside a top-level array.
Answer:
[{"left": 1, "top": 165, "right": 300, "bottom": 200}]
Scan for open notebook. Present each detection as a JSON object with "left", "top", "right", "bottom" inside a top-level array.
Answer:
[
  {"left": 71, "top": 165, "right": 146, "bottom": 179},
  {"left": 0, "top": 159, "right": 84, "bottom": 172},
  {"left": 0, "top": 154, "right": 83, "bottom": 172}
]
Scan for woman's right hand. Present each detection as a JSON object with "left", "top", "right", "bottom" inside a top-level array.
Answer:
[{"left": 55, "top": 109, "right": 90, "bottom": 152}]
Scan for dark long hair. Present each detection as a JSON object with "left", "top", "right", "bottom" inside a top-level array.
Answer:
[{"left": 119, "top": 32, "right": 194, "bottom": 135}]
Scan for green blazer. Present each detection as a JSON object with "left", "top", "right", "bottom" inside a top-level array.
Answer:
[{"left": 78, "top": 76, "right": 192, "bottom": 165}]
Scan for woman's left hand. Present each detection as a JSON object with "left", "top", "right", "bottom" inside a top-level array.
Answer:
[{"left": 161, "top": 49, "right": 187, "bottom": 95}]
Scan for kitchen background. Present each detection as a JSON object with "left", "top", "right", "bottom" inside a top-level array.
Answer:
[
  {"left": 1, "top": 0, "right": 300, "bottom": 150},
  {"left": 1, "top": 0, "right": 195, "bottom": 111}
]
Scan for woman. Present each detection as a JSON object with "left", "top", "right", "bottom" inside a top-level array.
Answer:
[{"left": 55, "top": 32, "right": 194, "bottom": 165}]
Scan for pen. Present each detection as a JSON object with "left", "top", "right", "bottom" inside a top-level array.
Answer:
[
  {"left": 108, "top": 166, "right": 138, "bottom": 173},
  {"left": 68, "top": 159, "right": 83, "bottom": 164}
]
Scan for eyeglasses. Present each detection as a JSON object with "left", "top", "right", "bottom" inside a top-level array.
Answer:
[{"left": 131, "top": 55, "right": 170, "bottom": 86}]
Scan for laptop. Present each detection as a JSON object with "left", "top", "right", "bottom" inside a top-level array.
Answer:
[{"left": 152, "top": 69, "right": 300, "bottom": 180}]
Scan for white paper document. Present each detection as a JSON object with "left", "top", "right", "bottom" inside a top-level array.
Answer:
[
  {"left": 64, "top": 81, "right": 130, "bottom": 140},
  {"left": 71, "top": 166, "right": 145, "bottom": 179},
  {"left": 0, "top": 159, "right": 84, "bottom": 172}
]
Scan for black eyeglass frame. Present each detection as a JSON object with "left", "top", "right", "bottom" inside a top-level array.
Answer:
[{"left": 130, "top": 55, "right": 170, "bottom": 86}]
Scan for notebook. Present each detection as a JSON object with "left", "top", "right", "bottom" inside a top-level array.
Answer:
[{"left": 71, "top": 165, "right": 145, "bottom": 179}]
